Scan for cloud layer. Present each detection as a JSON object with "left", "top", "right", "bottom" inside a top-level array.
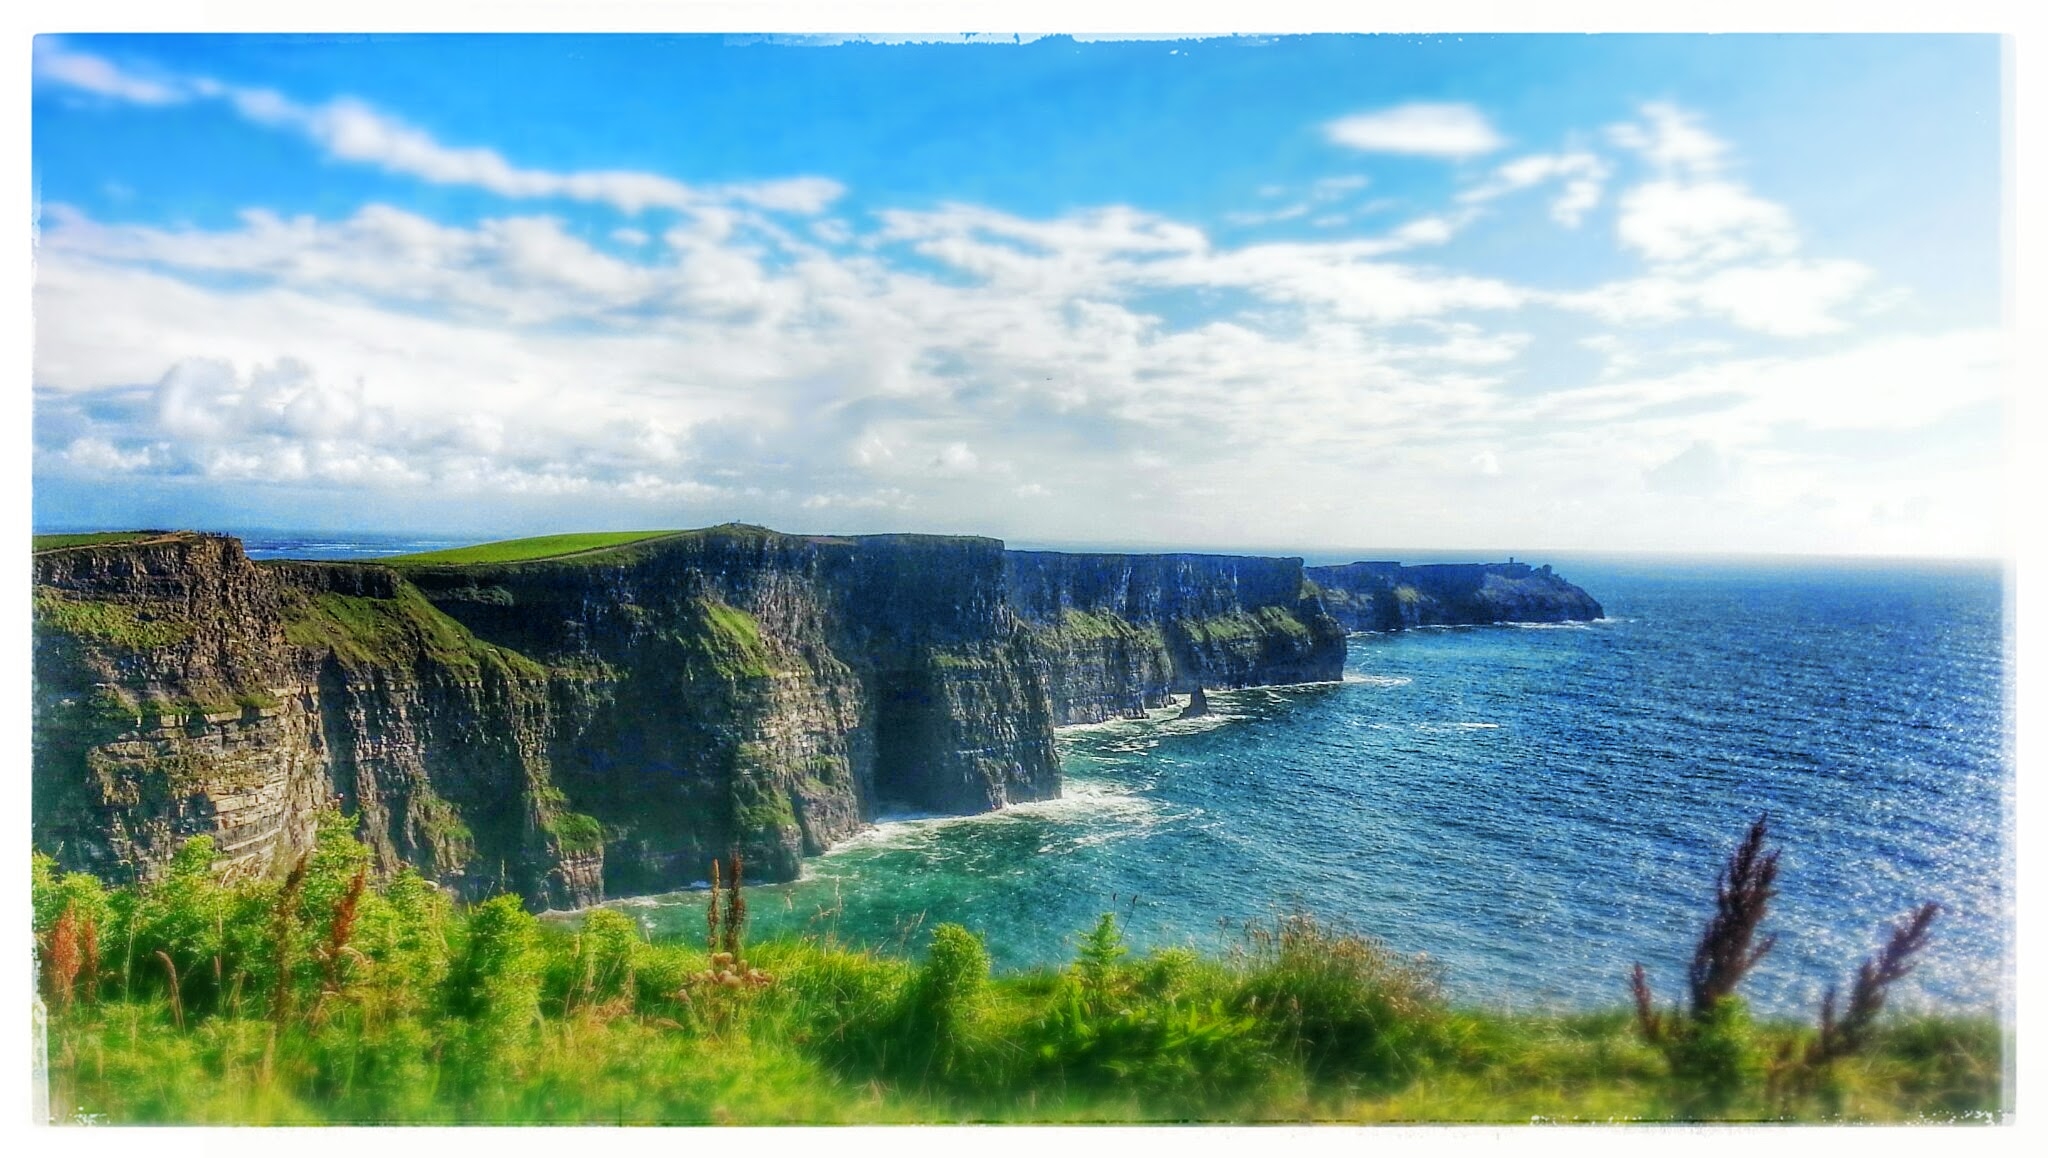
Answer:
[{"left": 30, "top": 44, "right": 2003, "bottom": 556}]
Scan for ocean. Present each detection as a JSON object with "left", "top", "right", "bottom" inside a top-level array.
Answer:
[{"left": 239, "top": 536, "right": 2012, "bottom": 1016}]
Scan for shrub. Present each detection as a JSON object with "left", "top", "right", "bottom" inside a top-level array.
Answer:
[
  {"left": 910, "top": 924, "right": 989, "bottom": 1038},
  {"left": 1234, "top": 914, "right": 1445, "bottom": 1089},
  {"left": 444, "top": 894, "right": 542, "bottom": 1082},
  {"left": 1020, "top": 920, "right": 1272, "bottom": 1104},
  {"left": 573, "top": 908, "right": 642, "bottom": 1011},
  {"left": 1663, "top": 995, "right": 1766, "bottom": 1113},
  {"left": 353, "top": 869, "right": 453, "bottom": 1023},
  {"left": 121, "top": 836, "right": 232, "bottom": 1014}
]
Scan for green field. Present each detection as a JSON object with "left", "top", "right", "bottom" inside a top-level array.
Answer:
[
  {"left": 379, "top": 530, "right": 685, "bottom": 567},
  {"left": 33, "top": 819, "right": 2003, "bottom": 1126},
  {"left": 32, "top": 531, "right": 170, "bottom": 553}
]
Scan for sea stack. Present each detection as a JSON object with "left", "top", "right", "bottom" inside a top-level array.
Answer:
[{"left": 1179, "top": 686, "right": 1210, "bottom": 719}]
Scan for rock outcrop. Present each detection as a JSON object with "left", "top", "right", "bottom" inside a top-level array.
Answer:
[
  {"left": 33, "top": 526, "right": 1346, "bottom": 908},
  {"left": 1305, "top": 560, "right": 1603, "bottom": 632}
]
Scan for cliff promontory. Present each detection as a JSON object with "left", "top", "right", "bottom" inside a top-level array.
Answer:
[{"left": 1305, "top": 560, "right": 1603, "bottom": 632}]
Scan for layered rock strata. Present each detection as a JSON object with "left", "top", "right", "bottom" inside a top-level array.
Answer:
[{"left": 33, "top": 527, "right": 1346, "bottom": 908}]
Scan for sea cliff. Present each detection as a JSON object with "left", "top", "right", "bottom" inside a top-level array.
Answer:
[
  {"left": 1305, "top": 560, "right": 1603, "bottom": 632},
  {"left": 32, "top": 526, "right": 1350, "bottom": 908}
]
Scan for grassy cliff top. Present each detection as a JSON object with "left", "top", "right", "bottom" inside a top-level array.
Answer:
[
  {"left": 32, "top": 530, "right": 182, "bottom": 553},
  {"left": 378, "top": 530, "right": 689, "bottom": 567},
  {"left": 374, "top": 524, "right": 989, "bottom": 569}
]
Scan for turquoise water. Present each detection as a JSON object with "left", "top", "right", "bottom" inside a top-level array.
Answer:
[{"left": 604, "top": 557, "right": 2008, "bottom": 1016}]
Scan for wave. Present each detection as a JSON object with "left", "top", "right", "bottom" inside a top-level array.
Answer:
[
  {"left": 809, "top": 780, "right": 1161, "bottom": 861},
  {"left": 1344, "top": 673, "right": 1414, "bottom": 687}
]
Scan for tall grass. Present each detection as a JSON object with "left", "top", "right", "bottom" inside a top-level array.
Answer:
[{"left": 33, "top": 817, "right": 2002, "bottom": 1125}]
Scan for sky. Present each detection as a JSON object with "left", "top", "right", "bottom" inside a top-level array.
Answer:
[{"left": 27, "top": 33, "right": 2009, "bottom": 557}]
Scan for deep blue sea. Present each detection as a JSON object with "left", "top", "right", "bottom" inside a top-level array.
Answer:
[{"left": 231, "top": 536, "right": 2012, "bottom": 1016}]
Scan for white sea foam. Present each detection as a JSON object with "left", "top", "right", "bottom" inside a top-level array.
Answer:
[
  {"left": 1056, "top": 703, "right": 1244, "bottom": 740},
  {"left": 804, "top": 779, "right": 1158, "bottom": 862},
  {"left": 1056, "top": 706, "right": 1180, "bottom": 735},
  {"left": 1344, "top": 673, "right": 1414, "bottom": 687}
]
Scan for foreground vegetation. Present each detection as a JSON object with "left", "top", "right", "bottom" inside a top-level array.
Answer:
[{"left": 33, "top": 816, "right": 2000, "bottom": 1125}]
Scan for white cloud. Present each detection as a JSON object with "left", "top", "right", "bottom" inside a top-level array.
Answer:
[
  {"left": 26, "top": 64, "right": 1999, "bottom": 555},
  {"left": 1225, "top": 203, "right": 1312, "bottom": 226},
  {"left": 726, "top": 176, "right": 846, "bottom": 215},
  {"left": 931, "top": 443, "right": 981, "bottom": 474},
  {"left": 1388, "top": 215, "right": 1460, "bottom": 247},
  {"left": 32, "top": 39, "right": 186, "bottom": 105},
  {"left": 1615, "top": 179, "right": 1797, "bottom": 269},
  {"left": 1525, "top": 329, "right": 2003, "bottom": 437},
  {"left": 1324, "top": 103, "right": 1505, "bottom": 158},
  {"left": 60, "top": 437, "right": 160, "bottom": 473},
  {"left": 1690, "top": 260, "right": 1876, "bottom": 337},
  {"left": 1460, "top": 151, "right": 1611, "bottom": 227},
  {"left": 1556, "top": 258, "right": 1874, "bottom": 337},
  {"left": 33, "top": 42, "right": 844, "bottom": 220},
  {"left": 1645, "top": 441, "right": 1733, "bottom": 494},
  {"left": 1607, "top": 102, "right": 1729, "bottom": 175}
]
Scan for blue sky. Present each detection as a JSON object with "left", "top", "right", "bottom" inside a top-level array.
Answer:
[{"left": 30, "top": 34, "right": 2006, "bottom": 555}]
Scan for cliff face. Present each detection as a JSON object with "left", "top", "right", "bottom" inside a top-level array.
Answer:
[
  {"left": 1005, "top": 551, "right": 1348, "bottom": 725},
  {"left": 400, "top": 530, "right": 1059, "bottom": 898},
  {"left": 33, "top": 534, "right": 329, "bottom": 884},
  {"left": 33, "top": 536, "right": 591, "bottom": 906},
  {"left": 1306, "top": 561, "right": 1604, "bottom": 632},
  {"left": 39, "top": 528, "right": 1335, "bottom": 905},
  {"left": 34, "top": 528, "right": 1566, "bottom": 910}
]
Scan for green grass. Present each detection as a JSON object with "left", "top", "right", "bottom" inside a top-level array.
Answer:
[
  {"left": 1179, "top": 607, "right": 1311, "bottom": 647},
  {"left": 667, "top": 596, "right": 773, "bottom": 681},
  {"left": 545, "top": 812, "right": 606, "bottom": 855},
  {"left": 33, "top": 830, "right": 2004, "bottom": 1126},
  {"left": 33, "top": 530, "right": 170, "bottom": 552},
  {"left": 34, "top": 590, "right": 195, "bottom": 650},
  {"left": 281, "top": 584, "right": 546, "bottom": 679},
  {"left": 379, "top": 531, "right": 686, "bottom": 567},
  {"left": 1039, "top": 608, "right": 1168, "bottom": 651}
]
